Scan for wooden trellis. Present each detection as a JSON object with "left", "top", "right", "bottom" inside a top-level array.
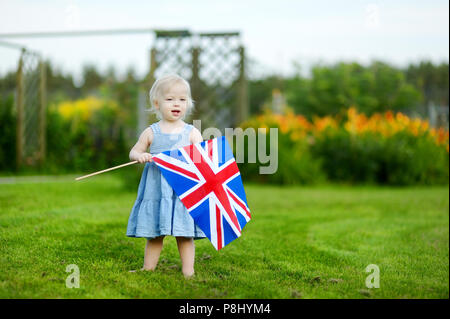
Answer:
[
  {"left": 16, "top": 48, "right": 46, "bottom": 169},
  {"left": 145, "top": 30, "right": 248, "bottom": 130},
  {"left": 1, "top": 27, "right": 247, "bottom": 169}
]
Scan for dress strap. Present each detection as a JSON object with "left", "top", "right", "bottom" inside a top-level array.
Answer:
[
  {"left": 183, "top": 123, "right": 193, "bottom": 134},
  {"left": 150, "top": 122, "right": 161, "bottom": 134},
  {"left": 151, "top": 121, "right": 191, "bottom": 135}
]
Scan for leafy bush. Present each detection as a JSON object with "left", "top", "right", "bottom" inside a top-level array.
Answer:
[
  {"left": 237, "top": 123, "right": 327, "bottom": 185},
  {"left": 0, "top": 93, "right": 16, "bottom": 172},
  {"left": 240, "top": 107, "right": 449, "bottom": 185},
  {"left": 47, "top": 95, "right": 130, "bottom": 172}
]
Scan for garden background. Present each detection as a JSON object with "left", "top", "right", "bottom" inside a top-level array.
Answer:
[{"left": 1, "top": 59, "right": 448, "bottom": 299}]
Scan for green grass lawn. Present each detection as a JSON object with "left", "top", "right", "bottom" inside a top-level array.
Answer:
[{"left": 0, "top": 173, "right": 448, "bottom": 298}]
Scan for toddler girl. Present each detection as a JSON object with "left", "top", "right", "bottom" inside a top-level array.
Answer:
[{"left": 126, "top": 74, "right": 206, "bottom": 278}]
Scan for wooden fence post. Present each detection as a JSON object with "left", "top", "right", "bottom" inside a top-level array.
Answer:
[
  {"left": 16, "top": 50, "right": 24, "bottom": 170},
  {"left": 237, "top": 45, "right": 249, "bottom": 126},
  {"left": 38, "top": 59, "right": 47, "bottom": 166}
]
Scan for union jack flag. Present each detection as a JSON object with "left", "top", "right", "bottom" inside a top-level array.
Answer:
[{"left": 152, "top": 136, "right": 251, "bottom": 250}]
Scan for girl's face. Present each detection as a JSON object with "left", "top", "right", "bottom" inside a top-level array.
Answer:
[{"left": 155, "top": 81, "right": 189, "bottom": 122}]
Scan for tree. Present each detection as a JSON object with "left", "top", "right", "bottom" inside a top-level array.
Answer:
[
  {"left": 284, "top": 61, "right": 422, "bottom": 119},
  {"left": 405, "top": 60, "right": 449, "bottom": 106},
  {"left": 81, "top": 64, "right": 104, "bottom": 95}
]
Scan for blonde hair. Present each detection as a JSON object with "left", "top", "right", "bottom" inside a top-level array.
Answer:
[{"left": 148, "top": 74, "right": 195, "bottom": 120}]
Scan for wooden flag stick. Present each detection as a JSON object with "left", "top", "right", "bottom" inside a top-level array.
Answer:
[{"left": 75, "top": 160, "right": 139, "bottom": 181}]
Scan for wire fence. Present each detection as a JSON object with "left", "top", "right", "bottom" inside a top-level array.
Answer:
[{"left": 0, "top": 41, "right": 47, "bottom": 169}]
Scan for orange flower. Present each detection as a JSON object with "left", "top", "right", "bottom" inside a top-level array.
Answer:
[
  {"left": 241, "top": 107, "right": 449, "bottom": 152},
  {"left": 313, "top": 116, "right": 337, "bottom": 132},
  {"left": 385, "top": 110, "right": 394, "bottom": 121},
  {"left": 436, "top": 127, "right": 448, "bottom": 145}
]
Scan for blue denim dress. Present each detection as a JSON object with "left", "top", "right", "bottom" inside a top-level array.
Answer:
[{"left": 126, "top": 121, "right": 206, "bottom": 240}]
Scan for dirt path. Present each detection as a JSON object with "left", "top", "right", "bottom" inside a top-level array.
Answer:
[{"left": 0, "top": 175, "right": 79, "bottom": 184}]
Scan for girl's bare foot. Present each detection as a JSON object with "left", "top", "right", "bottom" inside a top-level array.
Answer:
[
  {"left": 183, "top": 270, "right": 195, "bottom": 279},
  {"left": 176, "top": 237, "right": 195, "bottom": 280}
]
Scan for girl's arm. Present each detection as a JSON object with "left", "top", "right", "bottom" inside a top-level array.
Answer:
[
  {"left": 129, "top": 127, "right": 154, "bottom": 163},
  {"left": 190, "top": 127, "right": 203, "bottom": 144}
]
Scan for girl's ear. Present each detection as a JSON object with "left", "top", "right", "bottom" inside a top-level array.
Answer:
[{"left": 154, "top": 99, "right": 159, "bottom": 109}]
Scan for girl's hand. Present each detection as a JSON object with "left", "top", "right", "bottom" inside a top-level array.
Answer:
[{"left": 137, "top": 152, "right": 153, "bottom": 163}]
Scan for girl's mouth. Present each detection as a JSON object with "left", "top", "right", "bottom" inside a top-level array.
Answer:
[{"left": 171, "top": 110, "right": 181, "bottom": 116}]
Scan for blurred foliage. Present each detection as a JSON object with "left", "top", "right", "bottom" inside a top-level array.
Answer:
[
  {"left": 286, "top": 61, "right": 422, "bottom": 119},
  {"left": 405, "top": 60, "right": 449, "bottom": 106},
  {"left": 249, "top": 60, "right": 448, "bottom": 121},
  {"left": 0, "top": 58, "right": 448, "bottom": 187},
  {"left": 0, "top": 93, "right": 16, "bottom": 171},
  {"left": 45, "top": 95, "right": 130, "bottom": 173},
  {"left": 0, "top": 60, "right": 140, "bottom": 174},
  {"left": 240, "top": 106, "right": 449, "bottom": 185}
]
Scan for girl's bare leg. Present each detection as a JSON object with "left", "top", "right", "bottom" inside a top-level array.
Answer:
[
  {"left": 176, "top": 237, "right": 195, "bottom": 278},
  {"left": 142, "top": 236, "right": 164, "bottom": 270}
]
